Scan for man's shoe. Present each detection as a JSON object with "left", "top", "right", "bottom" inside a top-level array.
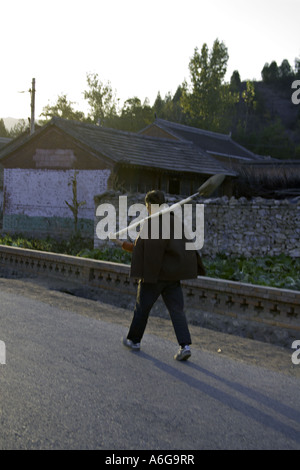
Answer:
[
  {"left": 174, "top": 345, "right": 191, "bottom": 361},
  {"left": 122, "top": 337, "right": 141, "bottom": 351}
]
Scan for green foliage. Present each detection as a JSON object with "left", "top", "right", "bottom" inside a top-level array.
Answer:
[
  {"left": 235, "top": 116, "right": 296, "bottom": 160},
  {"left": 262, "top": 61, "right": 280, "bottom": 84},
  {"left": 261, "top": 58, "right": 299, "bottom": 89},
  {"left": 8, "top": 119, "right": 28, "bottom": 138},
  {"left": 205, "top": 253, "right": 300, "bottom": 291},
  {"left": 83, "top": 72, "right": 119, "bottom": 125},
  {"left": 116, "top": 97, "right": 153, "bottom": 132},
  {"left": 180, "top": 39, "right": 238, "bottom": 132},
  {"left": 230, "top": 70, "right": 241, "bottom": 92},
  {"left": 40, "top": 94, "right": 85, "bottom": 123},
  {"left": 6, "top": 43, "right": 299, "bottom": 157},
  {"left": 0, "top": 233, "right": 93, "bottom": 257},
  {"left": 153, "top": 87, "right": 187, "bottom": 124},
  {"left": 0, "top": 234, "right": 52, "bottom": 251},
  {"left": 0, "top": 119, "right": 10, "bottom": 138},
  {"left": 78, "top": 246, "right": 132, "bottom": 265},
  {"left": 0, "top": 234, "right": 299, "bottom": 290}
]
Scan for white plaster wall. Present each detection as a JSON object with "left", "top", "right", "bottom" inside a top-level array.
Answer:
[{"left": 4, "top": 169, "right": 111, "bottom": 219}]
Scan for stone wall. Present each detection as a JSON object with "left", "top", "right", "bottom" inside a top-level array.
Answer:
[
  {"left": 202, "top": 196, "right": 300, "bottom": 258},
  {"left": 94, "top": 192, "right": 300, "bottom": 258}
]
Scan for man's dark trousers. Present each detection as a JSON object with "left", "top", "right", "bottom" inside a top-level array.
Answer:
[{"left": 127, "top": 280, "right": 192, "bottom": 346}]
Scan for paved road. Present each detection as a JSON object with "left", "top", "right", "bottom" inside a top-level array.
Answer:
[{"left": 0, "top": 281, "right": 300, "bottom": 450}]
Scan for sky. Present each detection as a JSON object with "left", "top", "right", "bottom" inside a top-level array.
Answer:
[{"left": 1, "top": 0, "right": 299, "bottom": 121}]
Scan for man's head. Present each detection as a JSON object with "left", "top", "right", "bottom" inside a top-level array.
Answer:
[{"left": 145, "top": 190, "right": 165, "bottom": 214}]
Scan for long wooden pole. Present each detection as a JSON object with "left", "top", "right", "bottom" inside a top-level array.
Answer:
[
  {"left": 30, "top": 78, "right": 35, "bottom": 135},
  {"left": 109, "top": 174, "right": 225, "bottom": 238}
]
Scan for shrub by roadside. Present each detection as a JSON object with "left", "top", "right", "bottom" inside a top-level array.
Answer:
[{"left": 0, "top": 234, "right": 299, "bottom": 291}]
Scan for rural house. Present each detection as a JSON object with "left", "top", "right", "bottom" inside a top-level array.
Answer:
[
  {"left": 0, "top": 117, "right": 235, "bottom": 237},
  {"left": 140, "top": 118, "right": 270, "bottom": 172},
  {"left": 140, "top": 118, "right": 300, "bottom": 198}
]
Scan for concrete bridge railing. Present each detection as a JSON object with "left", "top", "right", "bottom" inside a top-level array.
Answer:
[{"left": 0, "top": 244, "right": 299, "bottom": 347}]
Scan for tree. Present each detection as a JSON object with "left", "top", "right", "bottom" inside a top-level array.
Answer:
[
  {"left": 118, "top": 97, "right": 153, "bottom": 132},
  {"left": 295, "top": 58, "right": 300, "bottom": 78},
  {"left": 0, "top": 119, "right": 9, "bottom": 138},
  {"left": 153, "top": 86, "right": 187, "bottom": 123},
  {"left": 257, "top": 119, "right": 294, "bottom": 159},
  {"left": 181, "top": 39, "right": 236, "bottom": 131},
  {"left": 181, "top": 42, "right": 211, "bottom": 124},
  {"left": 65, "top": 171, "right": 86, "bottom": 234},
  {"left": 279, "top": 59, "right": 293, "bottom": 80},
  {"left": 40, "top": 94, "right": 85, "bottom": 123},
  {"left": 153, "top": 92, "right": 164, "bottom": 118},
  {"left": 261, "top": 61, "right": 279, "bottom": 83},
  {"left": 230, "top": 70, "right": 241, "bottom": 92},
  {"left": 83, "top": 73, "right": 119, "bottom": 125},
  {"left": 9, "top": 119, "right": 28, "bottom": 138},
  {"left": 242, "top": 81, "right": 257, "bottom": 132}
]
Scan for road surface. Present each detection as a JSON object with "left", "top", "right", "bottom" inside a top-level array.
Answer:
[{"left": 0, "top": 277, "right": 299, "bottom": 450}]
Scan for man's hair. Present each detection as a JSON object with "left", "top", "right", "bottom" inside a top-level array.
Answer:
[{"left": 145, "top": 190, "right": 165, "bottom": 206}]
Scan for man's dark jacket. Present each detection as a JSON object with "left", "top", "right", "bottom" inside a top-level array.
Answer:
[{"left": 129, "top": 213, "right": 205, "bottom": 283}]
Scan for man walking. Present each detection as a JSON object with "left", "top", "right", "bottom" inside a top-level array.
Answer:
[{"left": 113, "top": 190, "right": 205, "bottom": 361}]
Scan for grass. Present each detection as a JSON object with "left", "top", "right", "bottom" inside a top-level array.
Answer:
[{"left": 0, "top": 233, "right": 299, "bottom": 291}]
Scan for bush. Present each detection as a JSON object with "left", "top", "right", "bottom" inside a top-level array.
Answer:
[
  {"left": 204, "top": 253, "right": 300, "bottom": 291},
  {"left": 0, "top": 234, "right": 299, "bottom": 291},
  {"left": 78, "top": 246, "right": 132, "bottom": 265},
  {"left": 0, "top": 233, "right": 93, "bottom": 256}
]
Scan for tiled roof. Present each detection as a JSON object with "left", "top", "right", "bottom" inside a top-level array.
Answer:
[
  {"left": 141, "top": 118, "right": 265, "bottom": 161},
  {"left": 0, "top": 118, "right": 236, "bottom": 176},
  {"left": 54, "top": 118, "right": 236, "bottom": 175},
  {"left": 0, "top": 130, "right": 31, "bottom": 158},
  {"left": 0, "top": 136, "right": 12, "bottom": 150}
]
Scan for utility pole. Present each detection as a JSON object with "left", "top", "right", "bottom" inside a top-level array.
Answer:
[{"left": 30, "top": 78, "right": 35, "bottom": 135}]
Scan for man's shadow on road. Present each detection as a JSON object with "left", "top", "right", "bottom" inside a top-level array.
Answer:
[{"left": 134, "top": 350, "right": 300, "bottom": 446}]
